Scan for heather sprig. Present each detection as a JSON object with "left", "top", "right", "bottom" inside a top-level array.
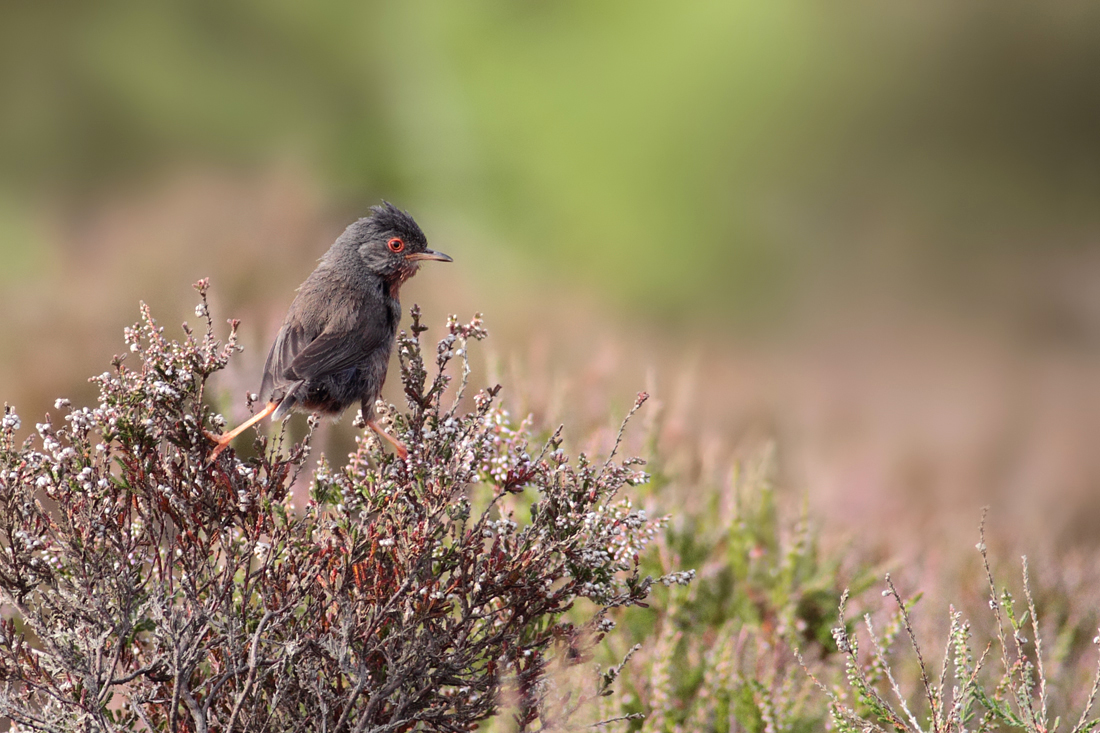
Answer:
[{"left": 813, "top": 515, "right": 1100, "bottom": 733}]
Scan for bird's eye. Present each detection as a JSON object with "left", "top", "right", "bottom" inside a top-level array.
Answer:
[{"left": 387, "top": 237, "right": 405, "bottom": 253}]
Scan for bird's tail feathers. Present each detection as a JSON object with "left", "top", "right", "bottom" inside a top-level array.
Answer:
[{"left": 271, "top": 381, "right": 305, "bottom": 421}]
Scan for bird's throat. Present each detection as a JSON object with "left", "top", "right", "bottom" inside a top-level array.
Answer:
[{"left": 383, "top": 264, "right": 419, "bottom": 301}]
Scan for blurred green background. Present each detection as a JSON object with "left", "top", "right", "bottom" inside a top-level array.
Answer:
[
  {"left": 5, "top": 1, "right": 1100, "bottom": 322},
  {"left": 4, "top": 0, "right": 1100, "bottom": 546}
]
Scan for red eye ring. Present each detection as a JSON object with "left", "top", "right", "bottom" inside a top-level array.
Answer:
[{"left": 387, "top": 237, "right": 405, "bottom": 253}]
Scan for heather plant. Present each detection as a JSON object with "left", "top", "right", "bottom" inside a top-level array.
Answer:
[
  {"left": 0, "top": 280, "right": 689, "bottom": 732},
  {"left": 597, "top": 449, "right": 861, "bottom": 733},
  {"left": 817, "top": 516, "right": 1100, "bottom": 733}
]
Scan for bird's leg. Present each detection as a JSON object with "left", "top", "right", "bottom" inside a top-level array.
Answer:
[
  {"left": 204, "top": 401, "right": 278, "bottom": 460},
  {"left": 367, "top": 419, "right": 408, "bottom": 460}
]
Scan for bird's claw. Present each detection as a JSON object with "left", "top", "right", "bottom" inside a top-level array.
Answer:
[
  {"left": 201, "top": 402, "right": 278, "bottom": 462},
  {"left": 367, "top": 419, "right": 409, "bottom": 461},
  {"left": 203, "top": 430, "right": 233, "bottom": 461}
]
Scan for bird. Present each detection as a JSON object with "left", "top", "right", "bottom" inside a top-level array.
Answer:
[{"left": 205, "top": 202, "right": 451, "bottom": 460}]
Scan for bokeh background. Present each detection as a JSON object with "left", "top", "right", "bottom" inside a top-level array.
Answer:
[{"left": 4, "top": 0, "right": 1100, "bottom": 555}]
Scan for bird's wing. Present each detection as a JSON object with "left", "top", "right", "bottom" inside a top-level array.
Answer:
[
  {"left": 260, "top": 281, "right": 392, "bottom": 402},
  {"left": 260, "top": 319, "right": 313, "bottom": 402},
  {"left": 285, "top": 323, "right": 386, "bottom": 382}
]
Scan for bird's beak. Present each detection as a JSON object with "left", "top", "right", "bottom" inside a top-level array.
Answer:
[{"left": 405, "top": 249, "right": 453, "bottom": 263}]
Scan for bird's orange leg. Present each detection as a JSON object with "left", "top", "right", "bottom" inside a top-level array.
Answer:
[
  {"left": 204, "top": 401, "right": 278, "bottom": 460},
  {"left": 367, "top": 419, "right": 408, "bottom": 460}
]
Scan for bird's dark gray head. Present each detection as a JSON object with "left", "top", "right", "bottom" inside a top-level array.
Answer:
[{"left": 340, "top": 202, "right": 451, "bottom": 284}]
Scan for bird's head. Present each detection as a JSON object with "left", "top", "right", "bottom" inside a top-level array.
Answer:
[{"left": 349, "top": 202, "right": 451, "bottom": 284}]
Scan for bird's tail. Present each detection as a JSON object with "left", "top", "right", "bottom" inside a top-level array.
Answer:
[{"left": 271, "top": 381, "right": 305, "bottom": 420}]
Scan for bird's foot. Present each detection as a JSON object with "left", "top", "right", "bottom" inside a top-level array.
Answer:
[
  {"left": 203, "top": 430, "right": 235, "bottom": 461},
  {"left": 367, "top": 419, "right": 408, "bottom": 460},
  {"left": 393, "top": 441, "right": 409, "bottom": 461},
  {"left": 203, "top": 402, "right": 279, "bottom": 461}
]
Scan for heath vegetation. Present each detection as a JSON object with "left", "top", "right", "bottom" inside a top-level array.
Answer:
[
  {"left": 2, "top": 282, "right": 1099, "bottom": 732},
  {"left": 0, "top": 281, "right": 688, "bottom": 731}
]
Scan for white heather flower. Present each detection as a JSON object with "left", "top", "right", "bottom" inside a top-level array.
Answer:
[{"left": 659, "top": 570, "right": 695, "bottom": 587}]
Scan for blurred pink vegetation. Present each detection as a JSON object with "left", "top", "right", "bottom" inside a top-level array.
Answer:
[{"left": 4, "top": 169, "right": 1100, "bottom": 562}]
